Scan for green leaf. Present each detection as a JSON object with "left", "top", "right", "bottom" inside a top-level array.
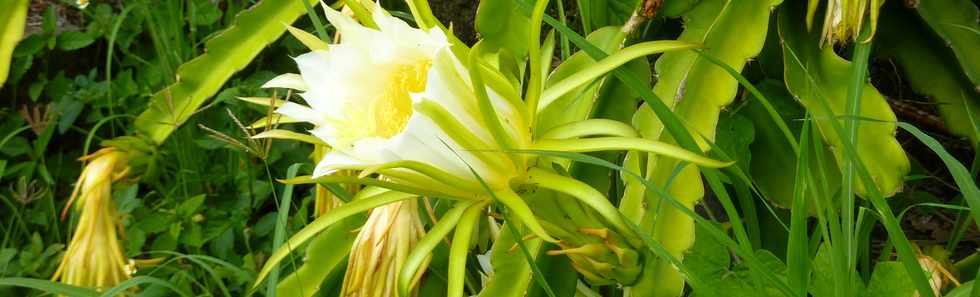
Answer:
[
  {"left": 134, "top": 0, "right": 315, "bottom": 144},
  {"left": 864, "top": 262, "right": 916, "bottom": 297},
  {"left": 877, "top": 5, "right": 980, "bottom": 145},
  {"left": 189, "top": 0, "right": 223, "bottom": 26},
  {"left": 778, "top": 3, "right": 909, "bottom": 198},
  {"left": 476, "top": 0, "right": 531, "bottom": 61},
  {"left": 898, "top": 122, "right": 980, "bottom": 251},
  {"left": 577, "top": 0, "right": 640, "bottom": 30},
  {"left": 56, "top": 32, "right": 95, "bottom": 51},
  {"left": 0, "top": 277, "right": 99, "bottom": 297},
  {"left": 177, "top": 194, "right": 206, "bottom": 217},
  {"left": 0, "top": 0, "right": 27, "bottom": 87},
  {"left": 915, "top": 0, "right": 980, "bottom": 90},
  {"left": 809, "top": 243, "right": 862, "bottom": 297}
]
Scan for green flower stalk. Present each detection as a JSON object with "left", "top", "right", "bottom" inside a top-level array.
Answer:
[
  {"left": 342, "top": 199, "right": 427, "bottom": 297},
  {"left": 52, "top": 148, "right": 132, "bottom": 291}
]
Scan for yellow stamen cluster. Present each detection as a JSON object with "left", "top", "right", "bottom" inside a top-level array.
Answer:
[
  {"left": 52, "top": 148, "right": 132, "bottom": 290},
  {"left": 334, "top": 61, "right": 431, "bottom": 148}
]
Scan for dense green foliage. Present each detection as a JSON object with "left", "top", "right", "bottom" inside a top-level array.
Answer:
[{"left": 0, "top": 0, "right": 978, "bottom": 296}]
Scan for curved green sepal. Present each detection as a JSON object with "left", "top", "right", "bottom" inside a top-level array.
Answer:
[
  {"left": 530, "top": 137, "right": 733, "bottom": 168},
  {"left": 398, "top": 200, "right": 478, "bottom": 297}
]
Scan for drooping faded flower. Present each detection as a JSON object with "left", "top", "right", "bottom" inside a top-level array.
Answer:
[
  {"left": 52, "top": 148, "right": 132, "bottom": 290},
  {"left": 342, "top": 200, "right": 427, "bottom": 297},
  {"left": 808, "top": 0, "right": 883, "bottom": 45}
]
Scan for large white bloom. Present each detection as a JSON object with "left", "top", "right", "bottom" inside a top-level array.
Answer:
[{"left": 271, "top": 6, "right": 527, "bottom": 190}]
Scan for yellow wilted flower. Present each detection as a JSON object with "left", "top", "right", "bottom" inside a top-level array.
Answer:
[
  {"left": 341, "top": 199, "right": 427, "bottom": 297},
  {"left": 808, "top": 0, "right": 883, "bottom": 45},
  {"left": 52, "top": 148, "right": 132, "bottom": 290}
]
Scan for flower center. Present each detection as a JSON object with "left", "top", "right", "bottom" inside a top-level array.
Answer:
[{"left": 370, "top": 62, "right": 430, "bottom": 138}]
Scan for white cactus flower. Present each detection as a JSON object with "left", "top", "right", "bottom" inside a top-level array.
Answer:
[{"left": 271, "top": 5, "right": 527, "bottom": 190}]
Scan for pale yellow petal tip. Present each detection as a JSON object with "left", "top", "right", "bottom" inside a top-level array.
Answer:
[
  {"left": 285, "top": 25, "right": 329, "bottom": 51},
  {"left": 261, "top": 73, "right": 308, "bottom": 91},
  {"left": 77, "top": 0, "right": 89, "bottom": 9}
]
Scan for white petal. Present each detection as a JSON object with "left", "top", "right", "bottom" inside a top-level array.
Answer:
[
  {"left": 313, "top": 151, "right": 366, "bottom": 177},
  {"left": 391, "top": 113, "right": 507, "bottom": 186},
  {"left": 321, "top": 4, "right": 375, "bottom": 46},
  {"left": 262, "top": 73, "right": 307, "bottom": 91},
  {"left": 309, "top": 125, "right": 338, "bottom": 147},
  {"left": 293, "top": 51, "right": 332, "bottom": 92},
  {"left": 275, "top": 102, "right": 323, "bottom": 126}
]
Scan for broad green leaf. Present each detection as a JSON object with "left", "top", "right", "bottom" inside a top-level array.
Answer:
[
  {"left": 944, "top": 281, "right": 974, "bottom": 297},
  {"left": 778, "top": 2, "right": 909, "bottom": 198},
  {"left": 809, "top": 243, "right": 864, "bottom": 297},
  {"left": 476, "top": 0, "right": 531, "bottom": 61},
  {"left": 624, "top": 0, "right": 781, "bottom": 295},
  {"left": 877, "top": 5, "right": 980, "bottom": 145},
  {"left": 56, "top": 32, "right": 95, "bottom": 51},
  {"left": 576, "top": 0, "right": 640, "bottom": 32},
  {"left": 915, "top": 0, "right": 980, "bottom": 90},
  {"left": 135, "top": 0, "right": 315, "bottom": 144},
  {"left": 864, "top": 262, "right": 916, "bottom": 297},
  {"left": 683, "top": 224, "right": 786, "bottom": 297},
  {"left": 0, "top": 0, "right": 28, "bottom": 87}
]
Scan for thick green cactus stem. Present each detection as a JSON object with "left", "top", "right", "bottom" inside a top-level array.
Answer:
[
  {"left": 914, "top": 0, "right": 980, "bottom": 92},
  {"left": 621, "top": 0, "right": 781, "bottom": 295},
  {"left": 779, "top": 3, "right": 910, "bottom": 198}
]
